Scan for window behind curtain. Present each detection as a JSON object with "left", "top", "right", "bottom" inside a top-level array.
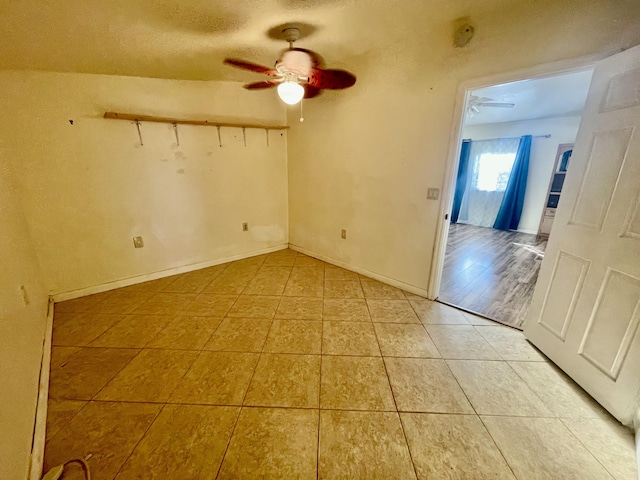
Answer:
[{"left": 458, "top": 138, "right": 519, "bottom": 227}]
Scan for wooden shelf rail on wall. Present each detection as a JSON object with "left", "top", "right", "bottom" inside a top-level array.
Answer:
[
  {"left": 103, "top": 112, "right": 290, "bottom": 130},
  {"left": 103, "top": 112, "right": 289, "bottom": 146}
]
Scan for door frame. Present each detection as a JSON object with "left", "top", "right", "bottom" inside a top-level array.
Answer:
[{"left": 427, "top": 54, "right": 603, "bottom": 301}]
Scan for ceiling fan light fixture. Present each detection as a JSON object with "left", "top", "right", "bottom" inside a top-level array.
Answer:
[{"left": 277, "top": 80, "right": 304, "bottom": 105}]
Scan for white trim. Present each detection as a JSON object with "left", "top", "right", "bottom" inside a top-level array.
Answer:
[
  {"left": 289, "top": 244, "right": 429, "bottom": 297},
  {"left": 428, "top": 55, "right": 600, "bottom": 300},
  {"left": 28, "top": 298, "right": 54, "bottom": 480},
  {"left": 51, "top": 244, "right": 288, "bottom": 302}
]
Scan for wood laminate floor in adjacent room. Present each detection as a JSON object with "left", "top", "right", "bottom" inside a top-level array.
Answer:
[{"left": 438, "top": 223, "right": 547, "bottom": 330}]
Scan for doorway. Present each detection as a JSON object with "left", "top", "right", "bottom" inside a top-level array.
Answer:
[{"left": 435, "top": 69, "right": 593, "bottom": 329}]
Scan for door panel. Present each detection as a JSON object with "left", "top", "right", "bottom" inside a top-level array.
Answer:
[{"left": 525, "top": 44, "right": 640, "bottom": 425}]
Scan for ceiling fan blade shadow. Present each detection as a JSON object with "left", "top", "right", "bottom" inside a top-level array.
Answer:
[
  {"left": 224, "top": 58, "right": 277, "bottom": 75},
  {"left": 244, "top": 81, "right": 279, "bottom": 90}
]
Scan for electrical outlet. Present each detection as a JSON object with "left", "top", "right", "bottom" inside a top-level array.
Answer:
[
  {"left": 341, "top": 229, "right": 347, "bottom": 239},
  {"left": 242, "top": 222, "right": 249, "bottom": 232},
  {"left": 427, "top": 188, "right": 440, "bottom": 200},
  {"left": 133, "top": 236, "right": 144, "bottom": 248}
]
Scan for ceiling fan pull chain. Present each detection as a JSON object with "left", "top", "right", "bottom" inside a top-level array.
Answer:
[
  {"left": 217, "top": 126, "right": 222, "bottom": 147},
  {"left": 242, "top": 127, "right": 247, "bottom": 146},
  {"left": 265, "top": 128, "right": 270, "bottom": 147},
  {"left": 300, "top": 99, "right": 304, "bottom": 123}
]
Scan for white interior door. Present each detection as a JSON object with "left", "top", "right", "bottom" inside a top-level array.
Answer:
[{"left": 524, "top": 44, "right": 640, "bottom": 426}]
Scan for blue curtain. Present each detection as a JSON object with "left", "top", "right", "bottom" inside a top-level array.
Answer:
[
  {"left": 493, "top": 135, "right": 532, "bottom": 231},
  {"left": 451, "top": 139, "right": 472, "bottom": 223}
]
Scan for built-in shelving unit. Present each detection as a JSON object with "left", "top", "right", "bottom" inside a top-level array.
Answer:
[{"left": 538, "top": 143, "right": 573, "bottom": 239}]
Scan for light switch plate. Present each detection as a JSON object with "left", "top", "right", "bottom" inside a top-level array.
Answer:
[{"left": 427, "top": 188, "right": 440, "bottom": 200}]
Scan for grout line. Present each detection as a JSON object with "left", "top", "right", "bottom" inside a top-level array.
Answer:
[
  {"left": 317, "top": 262, "right": 325, "bottom": 480},
  {"left": 362, "top": 284, "right": 420, "bottom": 480}
]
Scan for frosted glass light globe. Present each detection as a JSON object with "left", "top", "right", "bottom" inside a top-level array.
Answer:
[{"left": 277, "top": 81, "right": 305, "bottom": 105}]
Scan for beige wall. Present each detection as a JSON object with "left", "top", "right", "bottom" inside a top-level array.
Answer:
[
  {"left": 462, "top": 115, "right": 582, "bottom": 234},
  {"left": 0, "top": 159, "right": 48, "bottom": 479},
  {"left": 287, "top": 1, "right": 640, "bottom": 292},
  {"left": 0, "top": 72, "right": 288, "bottom": 296}
]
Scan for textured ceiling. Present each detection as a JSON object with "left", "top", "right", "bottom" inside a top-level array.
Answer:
[{"left": 2, "top": 0, "right": 639, "bottom": 82}]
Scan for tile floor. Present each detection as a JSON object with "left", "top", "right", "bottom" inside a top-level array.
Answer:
[{"left": 45, "top": 249, "right": 637, "bottom": 480}]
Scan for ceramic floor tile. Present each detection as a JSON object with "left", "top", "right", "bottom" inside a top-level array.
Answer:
[
  {"left": 50, "top": 346, "right": 82, "bottom": 370},
  {"left": 90, "top": 291, "right": 156, "bottom": 315},
  {"left": 218, "top": 407, "right": 318, "bottom": 480},
  {"left": 44, "top": 401, "right": 161, "bottom": 480},
  {"left": 482, "top": 416, "right": 613, "bottom": 480},
  {"left": 183, "top": 263, "right": 228, "bottom": 278},
  {"left": 385, "top": 358, "right": 473, "bottom": 413},
  {"left": 182, "top": 293, "right": 237, "bottom": 316},
  {"left": 324, "top": 265, "right": 360, "bottom": 280},
  {"left": 374, "top": 323, "right": 441, "bottom": 358},
  {"left": 294, "top": 254, "right": 325, "bottom": 267},
  {"left": 561, "top": 417, "right": 637, "bottom": 480},
  {"left": 204, "top": 318, "right": 272, "bottom": 352},
  {"left": 368, "top": 299, "right": 420, "bottom": 324},
  {"left": 323, "top": 299, "right": 370, "bottom": 321},
  {"left": 49, "top": 347, "right": 138, "bottom": 400},
  {"left": 283, "top": 273, "right": 324, "bottom": 297},
  {"left": 463, "top": 311, "right": 499, "bottom": 326},
  {"left": 263, "top": 320, "right": 322, "bottom": 354},
  {"left": 409, "top": 298, "right": 470, "bottom": 325},
  {"left": 90, "top": 314, "right": 173, "bottom": 348},
  {"left": 321, "top": 356, "right": 395, "bottom": 411},
  {"left": 226, "top": 295, "right": 280, "bottom": 318},
  {"left": 52, "top": 312, "right": 126, "bottom": 346},
  {"left": 244, "top": 354, "right": 321, "bottom": 408},
  {"left": 160, "top": 275, "right": 213, "bottom": 294},
  {"left": 121, "top": 276, "right": 179, "bottom": 293},
  {"left": 425, "top": 325, "right": 501, "bottom": 360},
  {"left": 322, "top": 321, "right": 381, "bottom": 356},
  {"left": 131, "top": 292, "right": 195, "bottom": 315},
  {"left": 275, "top": 296, "right": 323, "bottom": 320},
  {"left": 201, "top": 271, "right": 256, "bottom": 295},
  {"left": 243, "top": 266, "right": 292, "bottom": 295},
  {"left": 401, "top": 413, "right": 515, "bottom": 480},
  {"left": 169, "top": 351, "right": 259, "bottom": 405},
  {"left": 146, "top": 316, "right": 222, "bottom": 350},
  {"left": 324, "top": 279, "right": 365, "bottom": 299},
  {"left": 360, "top": 278, "right": 407, "bottom": 299},
  {"left": 95, "top": 349, "right": 198, "bottom": 402},
  {"left": 54, "top": 294, "right": 110, "bottom": 314},
  {"left": 263, "top": 250, "right": 298, "bottom": 266},
  {"left": 447, "top": 360, "right": 552, "bottom": 416},
  {"left": 319, "top": 410, "right": 416, "bottom": 480},
  {"left": 115, "top": 405, "right": 239, "bottom": 480},
  {"left": 509, "top": 361, "right": 607, "bottom": 419},
  {"left": 475, "top": 325, "right": 546, "bottom": 361},
  {"left": 45, "top": 399, "right": 87, "bottom": 440}
]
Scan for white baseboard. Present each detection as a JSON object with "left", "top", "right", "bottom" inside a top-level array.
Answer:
[
  {"left": 517, "top": 228, "right": 538, "bottom": 235},
  {"left": 29, "top": 298, "right": 54, "bottom": 480},
  {"left": 52, "top": 244, "right": 288, "bottom": 302},
  {"left": 289, "top": 244, "right": 429, "bottom": 298}
]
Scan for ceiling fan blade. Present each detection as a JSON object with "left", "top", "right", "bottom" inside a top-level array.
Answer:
[
  {"left": 244, "top": 81, "right": 279, "bottom": 90},
  {"left": 308, "top": 69, "right": 357, "bottom": 90},
  {"left": 303, "top": 85, "right": 321, "bottom": 99},
  {"left": 475, "top": 102, "right": 515, "bottom": 108},
  {"left": 223, "top": 58, "right": 277, "bottom": 75}
]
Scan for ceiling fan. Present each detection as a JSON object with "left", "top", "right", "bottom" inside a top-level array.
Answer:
[
  {"left": 467, "top": 95, "right": 515, "bottom": 116},
  {"left": 223, "top": 27, "right": 356, "bottom": 105}
]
